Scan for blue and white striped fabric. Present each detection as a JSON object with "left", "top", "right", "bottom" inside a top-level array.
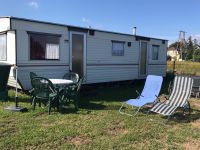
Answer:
[{"left": 150, "top": 76, "right": 193, "bottom": 116}]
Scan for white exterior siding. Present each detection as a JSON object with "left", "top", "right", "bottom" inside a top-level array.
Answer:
[
  {"left": 0, "top": 17, "right": 167, "bottom": 90},
  {"left": 6, "top": 31, "right": 16, "bottom": 64},
  {"left": 87, "top": 31, "right": 139, "bottom": 64},
  {"left": 10, "top": 19, "right": 70, "bottom": 89},
  {"left": 148, "top": 65, "right": 166, "bottom": 76},
  {"left": 148, "top": 39, "right": 167, "bottom": 64},
  {"left": 11, "top": 19, "right": 69, "bottom": 66},
  {"left": 86, "top": 31, "right": 140, "bottom": 83},
  {"left": 17, "top": 66, "right": 69, "bottom": 90},
  {"left": 0, "top": 18, "right": 10, "bottom": 32},
  {"left": 86, "top": 65, "right": 138, "bottom": 83}
]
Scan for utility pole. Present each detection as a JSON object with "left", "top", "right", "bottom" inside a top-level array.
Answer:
[{"left": 177, "top": 30, "right": 186, "bottom": 60}]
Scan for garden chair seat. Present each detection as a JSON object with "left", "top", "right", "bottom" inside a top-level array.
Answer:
[
  {"left": 63, "top": 72, "right": 79, "bottom": 83},
  {"left": 119, "top": 75, "right": 163, "bottom": 116},
  {"left": 31, "top": 76, "right": 61, "bottom": 115},
  {"left": 149, "top": 76, "right": 193, "bottom": 120}
]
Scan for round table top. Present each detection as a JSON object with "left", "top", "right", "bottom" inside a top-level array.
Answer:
[{"left": 49, "top": 79, "right": 73, "bottom": 85}]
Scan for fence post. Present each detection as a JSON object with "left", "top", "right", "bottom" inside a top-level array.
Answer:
[{"left": 173, "top": 60, "right": 176, "bottom": 75}]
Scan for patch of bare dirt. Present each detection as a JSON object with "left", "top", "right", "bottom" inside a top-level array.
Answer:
[
  {"left": 107, "top": 127, "right": 129, "bottom": 135},
  {"left": 68, "top": 135, "right": 91, "bottom": 146},
  {"left": 183, "top": 140, "right": 200, "bottom": 150},
  {"left": 191, "top": 119, "right": 200, "bottom": 129},
  {"left": 190, "top": 99, "right": 200, "bottom": 108}
]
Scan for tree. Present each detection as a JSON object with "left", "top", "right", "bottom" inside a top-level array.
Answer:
[
  {"left": 185, "top": 36, "right": 194, "bottom": 60},
  {"left": 168, "top": 42, "right": 179, "bottom": 49},
  {"left": 193, "top": 39, "right": 200, "bottom": 62},
  {"left": 169, "top": 36, "right": 200, "bottom": 62}
]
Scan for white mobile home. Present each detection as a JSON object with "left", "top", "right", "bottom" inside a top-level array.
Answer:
[{"left": 0, "top": 17, "right": 167, "bottom": 90}]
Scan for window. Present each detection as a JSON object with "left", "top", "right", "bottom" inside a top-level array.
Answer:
[
  {"left": 0, "top": 33, "right": 7, "bottom": 60},
  {"left": 152, "top": 45, "right": 159, "bottom": 60},
  {"left": 112, "top": 41, "right": 124, "bottom": 56},
  {"left": 29, "top": 33, "right": 60, "bottom": 60}
]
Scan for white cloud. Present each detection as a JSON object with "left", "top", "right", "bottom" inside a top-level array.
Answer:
[
  {"left": 28, "top": 1, "right": 39, "bottom": 9},
  {"left": 81, "top": 17, "right": 104, "bottom": 29},
  {"left": 193, "top": 34, "right": 200, "bottom": 42},
  {"left": 82, "top": 17, "right": 90, "bottom": 24}
]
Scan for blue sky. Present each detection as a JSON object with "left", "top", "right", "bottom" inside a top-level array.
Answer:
[{"left": 1, "top": 0, "right": 200, "bottom": 44}]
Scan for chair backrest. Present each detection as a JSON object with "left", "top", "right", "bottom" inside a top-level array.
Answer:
[
  {"left": 67, "top": 77, "right": 84, "bottom": 95},
  {"left": 140, "top": 75, "right": 163, "bottom": 100},
  {"left": 30, "top": 72, "right": 37, "bottom": 79},
  {"left": 31, "top": 77, "right": 56, "bottom": 99},
  {"left": 166, "top": 76, "right": 193, "bottom": 107},
  {"left": 63, "top": 72, "right": 79, "bottom": 83},
  {"left": 76, "top": 77, "right": 84, "bottom": 92}
]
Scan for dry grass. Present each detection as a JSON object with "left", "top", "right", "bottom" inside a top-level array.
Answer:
[{"left": 167, "top": 61, "right": 200, "bottom": 75}]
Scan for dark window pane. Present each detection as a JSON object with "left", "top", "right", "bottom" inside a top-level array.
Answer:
[
  {"left": 152, "top": 45, "right": 159, "bottom": 60},
  {"left": 29, "top": 33, "right": 60, "bottom": 60},
  {"left": 112, "top": 41, "right": 124, "bottom": 56}
]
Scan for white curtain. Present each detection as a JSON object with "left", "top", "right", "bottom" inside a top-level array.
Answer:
[
  {"left": 0, "top": 34, "right": 6, "bottom": 60},
  {"left": 45, "top": 43, "right": 59, "bottom": 59},
  {"left": 112, "top": 42, "right": 124, "bottom": 56}
]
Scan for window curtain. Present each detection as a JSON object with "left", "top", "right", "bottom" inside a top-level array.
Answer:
[
  {"left": 112, "top": 42, "right": 124, "bottom": 56},
  {"left": 45, "top": 43, "right": 59, "bottom": 59},
  {"left": 0, "top": 34, "right": 7, "bottom": 60},
  {"left": 152, "top": 46, "right": 159, "bottom": 60}
]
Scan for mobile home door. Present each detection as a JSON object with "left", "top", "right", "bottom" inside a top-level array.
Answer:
[
  {"left": 139, "top": 41, "right": 148, "bottom": 77},
  {"left": 70, "top": 32, "right": 86, "bottom": 78}
]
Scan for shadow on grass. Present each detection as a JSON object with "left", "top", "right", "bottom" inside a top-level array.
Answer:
[
  {"left": 159, "top": 108, "right": 200, "bottom": 124},
  {"left": 6, "top": 73, "right": 175, "bottom": 112},
  {"left": 78, "top": 73, "right": 174, "bottom": 111}
]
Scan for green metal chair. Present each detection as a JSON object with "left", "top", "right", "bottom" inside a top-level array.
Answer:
[
  {"left": 29, "top": 72, "right": 38, "bottom": 104},
  {"left": 31, "top": 76, "right": 60, "bottom": 115},
  {"left": 30, "top": 72, "right": 37, "bottom": 79},
  {"left": 61, "top": 77, "right": 84, "bottom": 110},
  {"left": 63, "top": 71, "right": 79, "bottom": 83}
]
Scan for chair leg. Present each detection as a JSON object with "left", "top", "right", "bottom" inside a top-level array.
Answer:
[
  {"left": 119, "top": 103, "right": 141, "bottom": 117},
  {"left": 74, "top": 95, "right": 79, "bottom": 111},
  {"left": 188, "top": 102, "right": 191, "bottom": 115},
  {"left": 74, "top": 100, "right": 78, "bottom": 111},
  {"left": 32, "top": 97, "right": 36, "bottom": 110},
  {"left": 39, "top": 99, "right": 41, "bottom": 107},
  {"left": 166, "top": 115, "right": 171, "bottom": 123},
  {"left": 183, "top": 102, "right": 191, "bottom": 115},
  {"left": 48, "top": 98, "right": 51, "bottom": 115}
]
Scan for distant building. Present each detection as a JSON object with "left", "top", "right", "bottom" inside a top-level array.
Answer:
[{"left": 167, "top": 47, "right": 180, "bottom": 61}]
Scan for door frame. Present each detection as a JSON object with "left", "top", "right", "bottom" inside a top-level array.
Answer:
[
  {"left": 69, "top": 31, "right": 87, "bottom": 78},
  {"left": 139, "top": 40, "right": 149, "bottom": 78}
]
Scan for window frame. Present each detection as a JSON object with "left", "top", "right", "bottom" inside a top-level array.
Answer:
[
  {"left": 28, "top": 32, "right": 61, "bottom": 61},
  {"left": 152, "top": 45, "right": 159, "bottom": 60},
  {"left": 0, "top": 32, "right": 7, "bottom": 61},
  {"left": 112, "top": 40, "right": 125, "bottom": 56}
]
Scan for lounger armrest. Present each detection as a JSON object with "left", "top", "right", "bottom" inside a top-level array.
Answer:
[
  {"left": 136, "top": 90, "right": 143, "bottom": 98},
  {"left": 155, "top": 95, "right": 160, "bottom": 102}
]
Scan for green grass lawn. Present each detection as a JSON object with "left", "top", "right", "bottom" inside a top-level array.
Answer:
[{"left": 1, "top": 74, "right": 200, "bottom": 149}]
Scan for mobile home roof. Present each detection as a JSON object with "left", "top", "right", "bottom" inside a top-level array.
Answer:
[{"left": 0, "top": 16, "right": 167, "bottom": 41}]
